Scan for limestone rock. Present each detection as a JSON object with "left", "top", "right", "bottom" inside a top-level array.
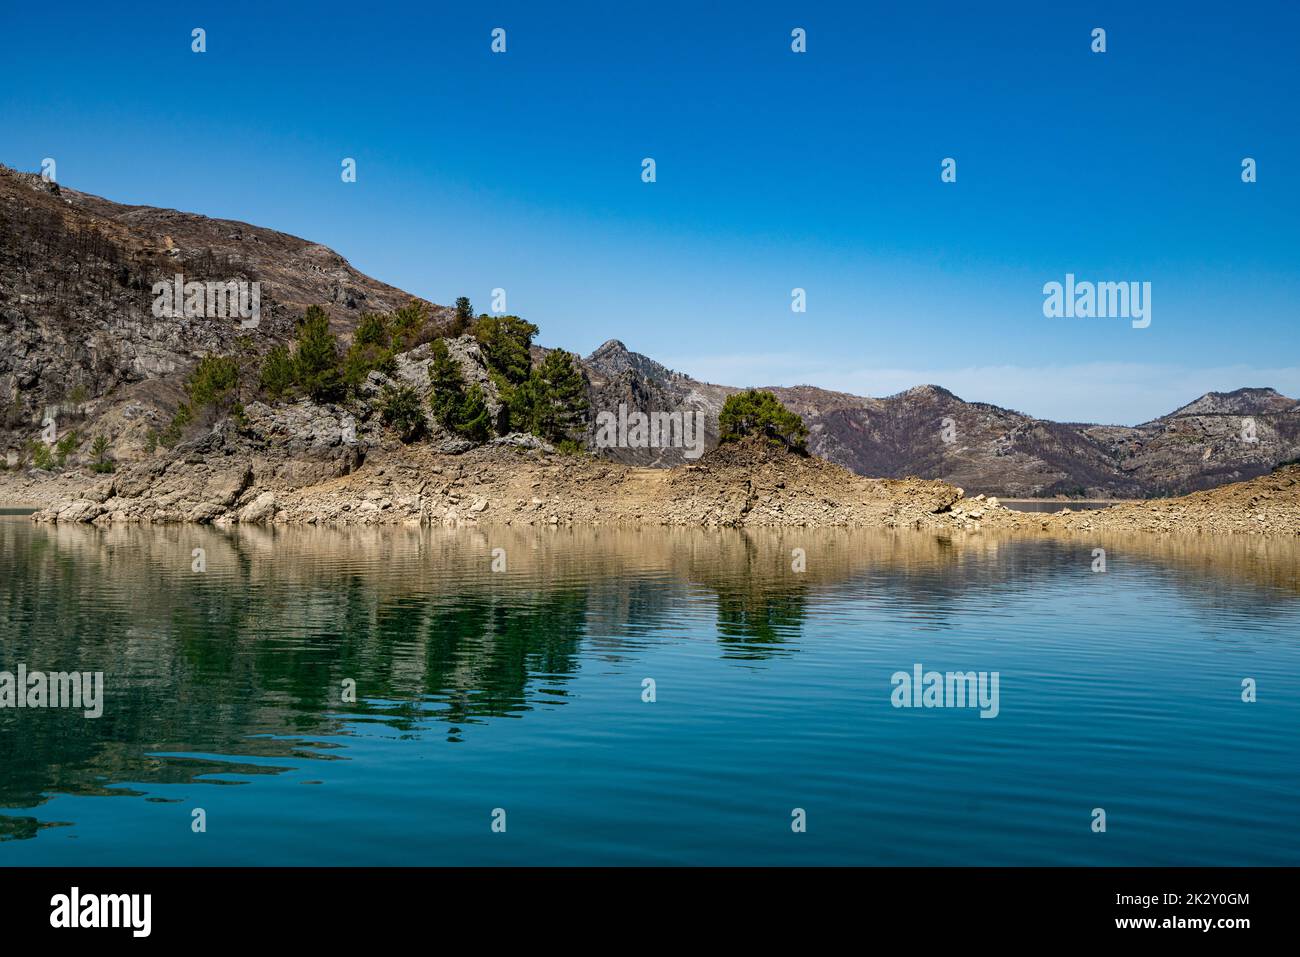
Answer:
[{"left": 237, "top": 491, "right": 277, "bottom": 524}]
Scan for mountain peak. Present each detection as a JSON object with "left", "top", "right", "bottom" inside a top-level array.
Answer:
[
  {"left": 1162, "top": 387, "right": 1294, "bottom": 419},
  {"left": 584, "top": 339, "right": 680, "bottom": 382},
  {"left": 589, "top": 339, "right": 630, "bottom": 357},
  {"left": 889, "top": 384, "right": 961, "bottom": 403}
]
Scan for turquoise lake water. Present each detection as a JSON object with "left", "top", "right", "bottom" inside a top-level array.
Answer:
[{"left": 2, "top": 518, "right": 1298, "bottom": 865}]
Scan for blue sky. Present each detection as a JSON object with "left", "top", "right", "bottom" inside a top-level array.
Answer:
[{"left": 2, "top": 1, "right": 1296, "bottom": 423}]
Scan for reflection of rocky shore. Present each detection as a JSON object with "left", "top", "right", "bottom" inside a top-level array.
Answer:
[{"left": 2, "top": 520, "right": 1297, "bottom": 835}]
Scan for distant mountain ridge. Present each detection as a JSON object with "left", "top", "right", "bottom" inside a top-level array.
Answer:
[
  {"left": 2, "top": 164, "right": 1296, "bottom": 497},
  {"left": 578, "top": 341, "right": 1300, "bottom": 498}
]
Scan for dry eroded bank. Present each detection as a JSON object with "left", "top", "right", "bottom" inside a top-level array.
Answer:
[{"left": 12, "top": 435, "right": 1300, "bottom": 537}]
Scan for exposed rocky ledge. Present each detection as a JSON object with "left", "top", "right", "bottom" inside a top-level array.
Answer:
[
  {"left": 15, "top": 431, "right": 963, "bottom": 530},
  {"left": 6, "top": 408, "right": 1300, "bottom": 535}
]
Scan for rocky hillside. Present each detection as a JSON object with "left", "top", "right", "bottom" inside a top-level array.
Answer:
[
  {"left": 580, "top": 339, "right": 732, "bottom": 466},
  {"left": 0, "top": 164, "right": 449, "bottom": 462},
  {"left": 3, "top": 163, "right": 1297, "bottom": 500}
]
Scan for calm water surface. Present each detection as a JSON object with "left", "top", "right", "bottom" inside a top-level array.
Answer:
[{"left": 2, "top": 518, "right": 1298, "bottom": 865}]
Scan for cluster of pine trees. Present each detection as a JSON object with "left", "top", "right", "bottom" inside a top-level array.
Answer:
[
  {"left": 718, "top": 389, "right": 808, "bottom": 452},
  {"left": 259, "top": 300, "right": 436, "bottom": 405},
  {"left": 428, "top": 339, "right": 492, "bottom": 441},
  {"left": 159, "top": 297, "right": 590, "bottom": 453},
  {"left": 428, "top": 310, "right": 589, "bottom": 451}
]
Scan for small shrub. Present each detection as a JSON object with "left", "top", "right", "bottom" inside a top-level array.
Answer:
[
  {"left": 378, "top": 383, "right": 427, "bottom": 443},
  {"left": 259, "top": 344, "right": 295, "bottom": 399},
  {"left": 160, "top": 402, "right": 193, "bottom": 448},
  {"left": 91, "top": 434, "right": 116, "bottom": 473},
  {"left": 342, "top": 313, "right": 397, "bottom": 391},
  {"left": 28, "top": 440, "right": 54, "bottom": 470},
  {"left": 186, "top": 355, "right": 240, "bottom": 419},
  {"left": 54, "top": 430, "right": 79, "bottom": 466}
]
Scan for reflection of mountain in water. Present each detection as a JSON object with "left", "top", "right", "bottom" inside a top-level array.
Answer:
[{"left": 1, "top": 520, "right": 1297, "bottom": 830}]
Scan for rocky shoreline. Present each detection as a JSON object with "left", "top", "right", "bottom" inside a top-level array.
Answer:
[{"left": 6, "top": 412, "right": 1299, "bottom": 536}]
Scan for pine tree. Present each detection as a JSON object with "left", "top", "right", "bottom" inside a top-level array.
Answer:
[
  {"left": 534, "top": 349, "right": 589, "bottom": 445},
  {"left": 504, "top": 374, "right": 542, "bottom": 436},
  {"left": 343, "top": 312, "right": 396, "bottom": 390},
  {"left": 293, "top": 306, "right": 343, "bottom": 402},
  {"left": 428, "top": 339, "right": 493, "bottom": 441},
  {"left": 186, "top": 355, "right": 240, "bottom": 418},
  {"left": 91, "top": 434, "right": 115, "bottom": 473},
  {"left": 457, "top": 385, "right": 492, "bottom": 442},
  {"left": 389, "top": 299, "right": 429, "bottom": 350},
  {"left": 428, "top": 339, "right": 468, "bottom": 426},
  {"left": 471, "top": 314, "right": 537, "bottom": 385},
  {"left": 353, "top": 312, "right": 389, "bottom": 347},
  {"left": 259, "top": 345, "right": 295, "bottom": 399},
  {"left": 451, "top": 297, "right": 474, "bottom": 336}
]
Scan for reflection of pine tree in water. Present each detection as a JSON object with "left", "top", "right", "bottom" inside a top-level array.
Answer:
[
  {"left": 173, "top": 576, "right": 589, "bottom": 729},
  {"left": 0, "top": 539, "right": 592, "bottom": 819},
  {"left": 688, "top": 536, "right": 811, "bottom": 657},
  {"left": 713, "top": 587, "right": 808, "bottom": 656},
  {"left": 421, "top": 590, "right": 587, "bottom": 726}
]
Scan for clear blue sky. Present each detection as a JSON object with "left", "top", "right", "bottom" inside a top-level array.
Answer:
[{"left": 2, "top": 1, "right": 1296, "bottom": 424}]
